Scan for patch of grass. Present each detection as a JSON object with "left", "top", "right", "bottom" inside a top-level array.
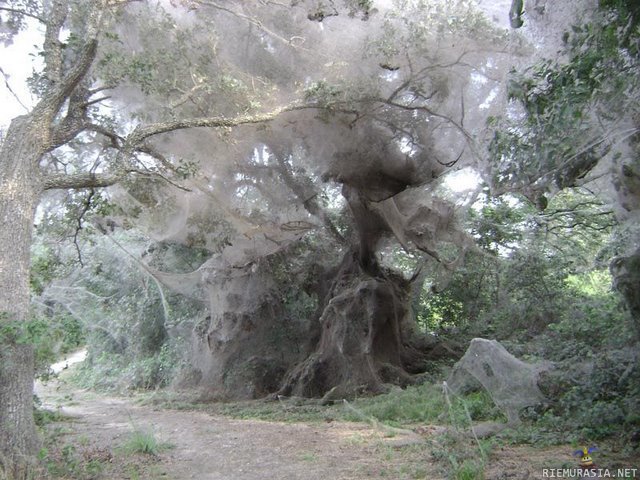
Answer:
[
  {"left": 450, "top": 458, "right": 485, "bottom": 480},
  {"left": 345, "top": 433, "right": 368, "bottom": 445},
  {"left": 120, "top": 428, "right": 172, "bottom": 456},
  {"left": 345, "top": 383, "right": 504, "bottom": 427},
  {"left": 412, "top": 466, "right": 429, "bottom": 479},
  {"left": 33, "top": 407, "right": 67, "bottom": 427},
  {"left": 39, "top": 443, "right": 111, "bottom": 479},
  {"left": 201, "top": 398, "right": 332, "bottom": 423},
  {"left": 188, "top": 383, "right": 504, "bottom": 430},
  {"left": 300, "top": 452, "right": 318, "bottom": 462}
]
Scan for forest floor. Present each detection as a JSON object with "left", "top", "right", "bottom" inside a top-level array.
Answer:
[
  {"left": 34, "top": 358, "right": 638, "bottom": 479},
  {"left": 36, "top": 366, "right": 439, "bottom": 479}
]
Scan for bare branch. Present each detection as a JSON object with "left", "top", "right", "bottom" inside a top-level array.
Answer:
[
  {"left": 0, "top": 66, "right": 29, "bottom": 112},
  {"left": 128, "top": 102, "right": 314, "bottom": 143},
  {"left": 382, "top": 98, "right": 474, "bottom": 142},
  {"left": 0, "top": 6, "right": 46, "bottom": 23},
  {"left": 43, "top": 171, "right": 123, "bottom": 190},
  {"left": 42, "top": 0, "right": 69, "bottom": 86},
  {"left": 86, "top": 124, "right": 124, "bottom": 148},
  {"left": 89, "top": 85, "right": 116, "bottom": 95},
  {"left": 81, "top": 96, "right": 111, "bottom": 108},
  {"left": 195, "top": 0, "right": 315, "bottom": 52},
  {"left": 71, "top": 188, "right": 96, "bottom": 266}
]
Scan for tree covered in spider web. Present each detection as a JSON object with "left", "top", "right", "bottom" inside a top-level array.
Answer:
[
  {"left": 0, "top": 0, "right": 539, "bottom": 465},
  {"left": 61, "top": 0, "right": 524, "bottom": 400}
]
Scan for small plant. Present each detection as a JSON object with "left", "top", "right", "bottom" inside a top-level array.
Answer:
[
  {"left": 450, "top": 458, "right": 485, "bottom": 480},
  {"left": 33, "top": 406, "right": 66, "bottom": 427},
  {"left": 121, "top": 427, "right": 171, "bottom": 456},
  {"left": 300, "top": 452, "right": 317, "bottom": 462}
]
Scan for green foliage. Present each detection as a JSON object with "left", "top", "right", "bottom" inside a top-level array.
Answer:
[
  {"left": 0, "top": 313, "right": 84, "bottom": 379},
  {"left": 416, "top": 287, "right": 464, "bottom": 332},
  {"left": 548, "top": 269, "right": 631, "bottom": 351},
  {"left": 489, "top": 2, "right": 640, "bottom": 193},
  {"left": 467, "top": 193, "right": 532, "bottom": 254},
  {"left": 499, "top": 248, "right": 570, "bottom": 335},
  {"left": 37, "top": 231, "right": 201, "bottom": 392},
  {"left": 419, "top": 187, "right": 617, "bottom": 341},
  {"left": 74, "top": 342, "right": 180, "bottom": 392},
  {"left": 507, "top": 350, "right": 640, "bottom": 444},
  {"left": 30, "top": 245, "right": 62, "bottom": 296},
  {"left": 97, "top": 3, "right": 267, "bottom": 118},
  {"left": 303, "top": 80, "right": 343, "bottom": 108},
  {"left": 33, "top": 394, "right": 70, "bottom": 430},
  {"left": 538, "top": 190, "right": 617, "bottom": 264},
  {"left": 129, "top": 343, "right": 179, "bottom": 390},
  {"left": 493, "top": 268, "right": 638, "bottom": 443},
  {"left": 413, "top": 186, "right": 635, "bottom": 445},
  {"left": 449, "top": 458, "right": 485, "bottom": 480}
]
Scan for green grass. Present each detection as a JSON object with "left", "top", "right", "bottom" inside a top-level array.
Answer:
[
  {"left": 33, "top": 407, "right": 68, "bottom": 427},
  {"left": 450, "top": 458, "right": 485, "bottom": 480},
  {"left": 154, "top": 383, "right": 505, "bottom": 429},
  {"left": 344, "top": 383, "right": 504, "bottom": 427},
  {"left": 120, "top": 428, "right": 172, "bottom": 456}
]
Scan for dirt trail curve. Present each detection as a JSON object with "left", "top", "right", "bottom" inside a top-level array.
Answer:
[{"left": 36, "top": 363, "right": 437, "bottom": 480}]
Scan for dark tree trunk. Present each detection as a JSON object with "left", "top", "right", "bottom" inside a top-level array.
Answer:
[
  {"left": 0, "top": 116, "right": 45, "bottom": 471},
  {"left": 278, "top": 249, "right": 427, "bottom": 400}
]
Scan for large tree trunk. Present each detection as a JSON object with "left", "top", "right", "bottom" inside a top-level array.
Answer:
[
  {"left": 275, "top": 182, "right": 434, "bottom": 400},
  {"left": 278, "top": 249, "right": 428, "bottom": 400},
  {"left": 0, "top": 115, "right": 45, "bottom": 472}
]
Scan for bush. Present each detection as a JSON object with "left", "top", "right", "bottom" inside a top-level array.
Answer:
[{"left": 121, "top": 428, "right": 164, "bottom": 456}]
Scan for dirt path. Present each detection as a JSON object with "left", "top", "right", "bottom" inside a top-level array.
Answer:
[
  {"left": 36, "top": 369, "right": 438, "bottom": 480},
  {"left": 37, "top": 359, "right": 637, "bottom": 479}
]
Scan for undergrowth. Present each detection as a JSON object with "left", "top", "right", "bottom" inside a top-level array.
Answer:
[
  {"left": 119, "top": 427, "right": 172, "bottom": 456},
  {"left": 344, "top": 383, "right": 505, "bottom": 427}
]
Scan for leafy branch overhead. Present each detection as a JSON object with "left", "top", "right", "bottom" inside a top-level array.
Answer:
[{"left": 489, "top": 1, "right": 640, "bottom": 206}]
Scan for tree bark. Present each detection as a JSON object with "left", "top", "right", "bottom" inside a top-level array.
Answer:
[
  {"left": 278, "top": 250, "right": 426, "bottom": 400},
  {"left": 0, "top": 115, "right": 45, "bottom": 469}
]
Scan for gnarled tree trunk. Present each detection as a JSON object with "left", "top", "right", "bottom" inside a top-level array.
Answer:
[
  {"left": 0, "top": 115, "right": 45, "bottom": 471},
  {"left": 278, "top": 248, "right": 427, "bottom": 400},
  {"left": 271, "top": 164, "right": 446, "bottom": 399}
]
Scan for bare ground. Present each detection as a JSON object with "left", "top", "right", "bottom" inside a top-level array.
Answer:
[{"left": 36, "top": 373, "right": 439, "bottom": 479}]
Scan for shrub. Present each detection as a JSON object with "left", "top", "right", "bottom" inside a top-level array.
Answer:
[{"left": 120, "top": 428, "right": 172, "bottom": 456}]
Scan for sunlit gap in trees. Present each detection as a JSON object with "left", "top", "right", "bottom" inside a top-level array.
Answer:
[
  {"left": 0, "top": 17, "right": 43, "bottom": 125},
  {"left": 443, "top": 167, "right": 481, "bottom": 194}
]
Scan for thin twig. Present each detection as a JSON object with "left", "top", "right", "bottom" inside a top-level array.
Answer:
[
  {"left": 0, "top": 66, "right": 29, "bottom": 112},
  {"left": 71, "top": 188, "right": 97, "bottom": 267},
  {"left": 0, "top": 6, "right": 46, "bottom": 23}
]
